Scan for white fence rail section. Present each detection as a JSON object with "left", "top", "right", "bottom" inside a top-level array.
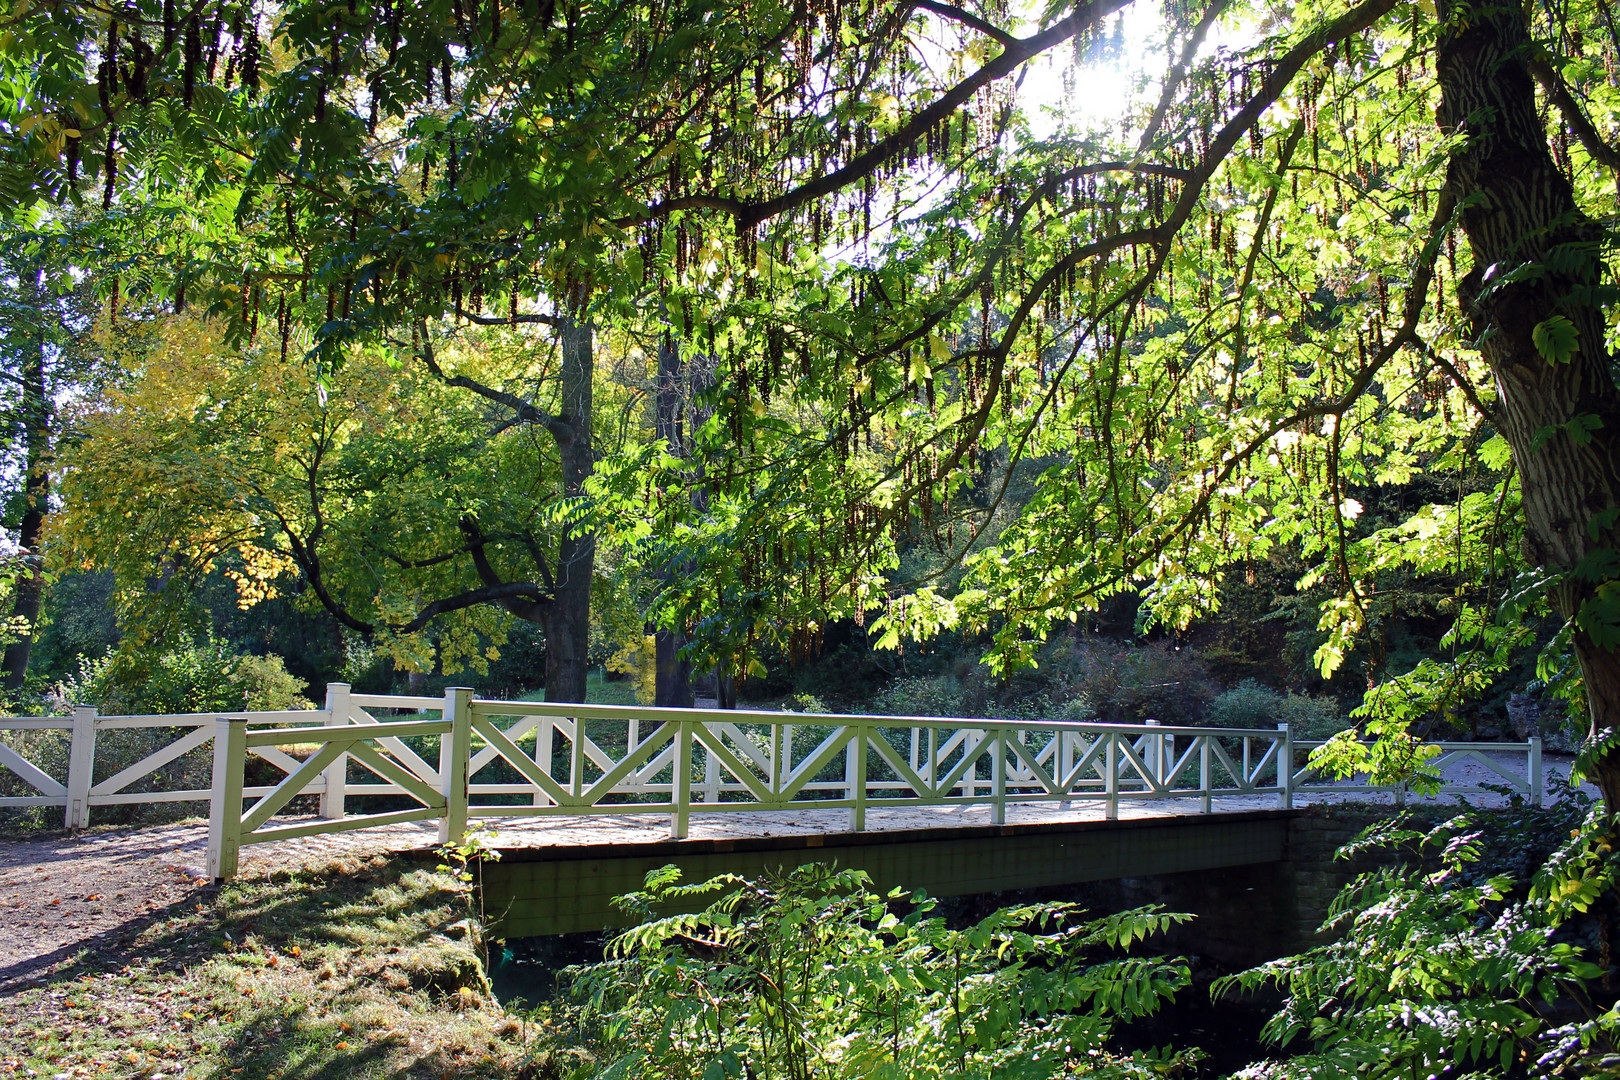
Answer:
[
  {"left": 0, "top": 704, "right": 332, "bottom": 826},
  {"left": 0, "top": 684, "right": 1545, "bottom": 880},
  {"left": 1293, "top": 738, "right": 1544, "bottom": 806}
]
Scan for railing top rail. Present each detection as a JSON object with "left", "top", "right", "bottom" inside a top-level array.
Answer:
[
  {"left": 0, "top": 717, "right": 73, "bottom": 730},
  {"left": 1294, "top": 738, "right": 1538, "bottom": 752},
  {"left": 242, "top": 717, "right": 451, "bottom": 747},
  {"left": 465, "top": 698, "right": 1286, "bottom": 739},
  {"left": 94, "top": 708, "right": 330, "bottom": 726},
  {"left": 349, "top": 694, "right": 444, "bottom": 711}
]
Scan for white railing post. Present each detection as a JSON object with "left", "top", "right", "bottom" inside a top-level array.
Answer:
[
  {"left": 319, "top": 682, "right": 351, "bottom": 820},
  {"left": 927, "top": 726, "right": 938, "bottom": 791},
  {"left": 627, "top": 717, "right": 642, "bottom": 795},
  {"left": 1145, "top": 719, "right": 1161, "bottom": 786},
  {"left": 1199, "top": 734, "right": 1212, "bottom": 813},
  {"left": 992, "top": 728, "right": 1006, "bottom": 825},
  {"left": 1058, "top": 729, "right": 1073, "bottom": 808},
  {"left": 535, "top": 715, "right": 554, "bottom": 806},
  {"left": 570, "top": 712, "right": 585, "bottom": 801},
  {"left": 1529, "top": 736, "right": 1544, "bottom": 808},
  {"left": 206, "top": 716, "right": 248, "bottom": 880},
  {"left": 671, "top": 718, "right": 692, "bottom": 839},
  {"left": 770, "top": 721, "right": 784, "bottom": 796},
  {"left": 1104, "top": 731, "right": 1118, "bottom": 820},
  {"left": 703, "top": 738, "right": 720, "bottom": 803},
  {"left": 437, "top": 687, "right": 473, "bottom": 844},
  {"left": 963, "top": 730, "right": 980, "bottom": 800},
  {"left": 1278, "top": 723, "right": 1293, "bottom": 809},
  {"left": 64, "top": 704, "right": 97, "bottom": 830},
  {"left": 850, "top": 724, "right": 867, "bottom": 831}
]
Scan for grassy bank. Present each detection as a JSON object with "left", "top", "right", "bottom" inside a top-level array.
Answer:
[{"left": 0, "top": 854, "right": 551, "bottom": 1080}]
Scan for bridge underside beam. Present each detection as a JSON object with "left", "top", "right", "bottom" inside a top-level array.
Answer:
[{"left": 479, "top": 809, "right": 1293, "bottom": 938}]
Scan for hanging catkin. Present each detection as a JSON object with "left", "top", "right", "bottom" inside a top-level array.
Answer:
[
  {"left": 186, "top": 18, "right": 206, "bottom": 96},
  {"left": 102, "top": 125, "right": 117, "bottom": 208},
  {"left": 241, "top": 20, "right": 260, "bottom": 97}
]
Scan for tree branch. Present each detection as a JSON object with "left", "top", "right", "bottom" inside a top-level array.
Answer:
[
  {"left": 1527, "top": 56, "right": 1620, "bottom": 170},
  {"left": 395, "top": 581, "right": 552, "bottom": 634},
  {"left": 620, "top": 0, "right": 1136, "bottom": 229},
  {"left": 452, "top": 304, "right": 561, "bottom": 328},
  {"left": 911, "top": 1, "right": 1020, "bottom": 48},
  {"left": 457, "top": 515, "right": 552, "bottom": 622},
  {"left": 413, "top": 318, "right": 574, "bottom": 443}
]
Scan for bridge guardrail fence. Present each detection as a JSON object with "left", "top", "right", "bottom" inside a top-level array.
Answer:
[
  {"left": 0, "top": 683, "right": 1546, "bottom": 880},
  {"left": 1291, "top": 737, "right": 1543, "bottom": 807}
]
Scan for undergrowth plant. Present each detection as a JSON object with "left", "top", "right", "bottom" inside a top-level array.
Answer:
[
  {"left": 556, "top": 863, "right": 1197, "bottom": 1080},
  {"left": 1218, "top": 812, "right": 1620, "bottom": 1079}
]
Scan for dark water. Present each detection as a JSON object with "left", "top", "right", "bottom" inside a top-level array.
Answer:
[
  {"left": 489, "top": 931, "right": 606, "bottom": 1007},
  {"left": 1111, "top": 967, "right": 1278, "bottom": 1078}
]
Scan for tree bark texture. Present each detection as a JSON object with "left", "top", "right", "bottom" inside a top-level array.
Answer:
[
  {"left": 3, "top": 266, "right": 49, "bottom": 693},
  {"left": 542, "top": 314, "right": 595, "bottom": 703},
  {"left": 1438, "top": 0, "right": 1620, "bottom": 809},
  {"left": 654, "top": 334, "right": 694, "bottom": 707}
]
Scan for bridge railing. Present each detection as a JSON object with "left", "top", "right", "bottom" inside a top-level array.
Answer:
[
  {"left": 0, "top": 703, "right": 334, "bottom": 828},
  {"left": 0, "top": 683, "right": 1548, "bottom": 881},
  {"left": 1292, "top": 737, "right": 1544, "bottom": 807},
  {"left": 450, "top": 700, "right": 1297, "bottom": 837}
]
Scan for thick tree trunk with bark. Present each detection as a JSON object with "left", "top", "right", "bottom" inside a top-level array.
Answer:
[
  {"left": 1438, "top": 0, "right": 1620, "bottom": 810},
  {"left": 542, "top": 314, "right": 596, "bottom": 703},
  {"left": 654, "top": 335, "right": 694, "bottom": 707},
  {"left": 3, "top": 266, "right": 49, "bottom": 694}
]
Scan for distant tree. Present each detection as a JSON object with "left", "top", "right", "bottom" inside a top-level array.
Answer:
[
  {"left": 0, "top": 223, "right": 109, "bottom": 692},
  {"left": 50, "top": 315, "right": 637, "bottom": 690}
]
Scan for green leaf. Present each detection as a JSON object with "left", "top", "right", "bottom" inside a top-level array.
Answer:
[{"left": 1532, "top": 314, "right": 1579, "bottom": 364}]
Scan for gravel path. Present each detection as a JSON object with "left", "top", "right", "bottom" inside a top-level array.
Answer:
[{"left": 0, "top": 750, "right": 1590, "bottom": 991}]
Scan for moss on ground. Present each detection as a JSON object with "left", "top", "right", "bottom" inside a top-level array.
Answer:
[{"left": 0, "top": 854, "right": 560, "bottom": 1079}]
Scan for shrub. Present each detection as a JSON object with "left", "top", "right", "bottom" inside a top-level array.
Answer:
[
  {"left": 1221, "top": 811, "right": 1620, "bottom": 1079},
  {"left": 230, "top": 653, "right": 317, "bottom": 711},
  {"left": 55, "top": 634, "right": 311, "bottom": 715},
  {"left": 777, "top": 691, "right": 829, "bottom": 714},
  {"left": 1205, "top": 679, "right": 1349, "bottom": 739},
  {"left": 871, "top": 675, "right": 969, "bottom": 718},
  {"left": 562, "top": 864, "right": 1197, "bottom": 1080},
  {"left": 1060, "top": 641, "right": 1221, "bottom": 726}
]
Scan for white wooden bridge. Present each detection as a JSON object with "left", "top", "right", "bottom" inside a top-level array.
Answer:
[{"left": 0, "top": 684, "right": 1545, "bottom": 882}]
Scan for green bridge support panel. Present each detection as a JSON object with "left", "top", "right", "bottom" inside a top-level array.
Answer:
[{"left": 480, "top": 809, "right": 1293, "bottom": 939}]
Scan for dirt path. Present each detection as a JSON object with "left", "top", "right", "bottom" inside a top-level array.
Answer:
[{"left": 0, "top": 824, "right": 220, "bottom": 992}]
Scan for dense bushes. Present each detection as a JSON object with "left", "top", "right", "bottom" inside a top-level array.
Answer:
[
  {"left": 866, "top": 639, "right": 1346, "bottom": 735},
  {"left": 555, "top": 864, "right": 1196, "bottom": 1080},
  {"left": 1205, "top": 680, "right": 1350, "bottom": 739},
  {"left": 525, "top": 797, "right": 1620, "bottom": 1079},
  {"left": 53, "top": 632, "right": 312, "bottom": 715},
  {"left": 1223, "top": 807, "right": 1620, "bottom": 1079}
]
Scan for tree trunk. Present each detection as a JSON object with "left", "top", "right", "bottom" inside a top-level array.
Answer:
[
  {"left": 543, "top": 312, "right": 595, "bottom": 703},
  {"left": 1438, "top": 0, "right": 1620, "bottom": 809},
  {"left": 654, "top": 334, "right": 694, "bottom": 707},
  {"left": 3, "top": 266, "right": 49, "bottom": 694}
]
